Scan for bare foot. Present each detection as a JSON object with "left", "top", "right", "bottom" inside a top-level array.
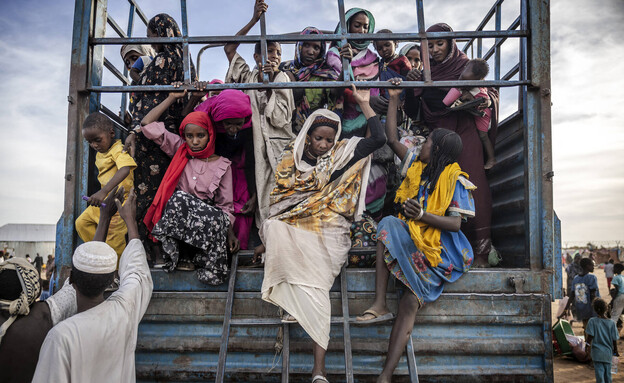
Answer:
[{"left": 484, "top": 157, "right": 496, "bottom": 170}]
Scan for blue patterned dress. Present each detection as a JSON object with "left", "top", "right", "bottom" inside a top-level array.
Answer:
[{"left": 377, "top": 171, "right": 475, "bottom": 306}]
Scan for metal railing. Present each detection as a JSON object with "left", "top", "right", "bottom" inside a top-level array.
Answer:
[{"left": 94, "top": 0, "right": 530, "bottom": 99}]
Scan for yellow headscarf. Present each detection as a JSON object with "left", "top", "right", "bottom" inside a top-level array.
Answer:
[{"left": 394, "top": 160, "right": 474, "bottom": 267}]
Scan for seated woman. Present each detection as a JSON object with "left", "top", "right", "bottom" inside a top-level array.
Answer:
[
  {"left": 403, "top": 23, "right": 498, "bottom": 266},
  {"left": 194, "top": 89, "right": 256, "bottom": 250},
  {"left": 255, "top": 86, "right": 386, "bottom": 383},
  {"left": 280, "top": 27, "right": 339, "bottom": 133},
  {"left": 358, "top": 81, "right": 475, "bottom": 383},
  {"left": 138, "top": 91, "right": 239, "bottom": 284}
]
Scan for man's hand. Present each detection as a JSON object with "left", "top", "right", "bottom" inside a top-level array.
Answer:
[
  {"left": 100, "top": 186, "right": 124, "bottom": 218},
  {"left": 115, "top": 187, "right": 136, "bottom": 223}
]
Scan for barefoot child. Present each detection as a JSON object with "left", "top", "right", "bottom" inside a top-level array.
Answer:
[
  {"left": 224, "top": 0, "right": 295, "bottom": 229},
  {"left": 75, "top": 113, "right": 136, "bottom": 257},
  {"left": 442, "top": 58, "right": 495, "bottom": 169},
  {"left": 138, "top": 93, "right": 239, "bottom": 285},
  {"left": 356, "top": 81, "right": 475, "bottom": 382},
  {"left": 586, "top": 298, "right": 619, "bottom": 383}
]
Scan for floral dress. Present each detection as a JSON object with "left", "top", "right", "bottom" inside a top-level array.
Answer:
[
  {"left": 129, "top": 13, "right": 197, "bottom": 243},
  {"left": 377, "top": 176, "right": 475, "bottom": 306}
]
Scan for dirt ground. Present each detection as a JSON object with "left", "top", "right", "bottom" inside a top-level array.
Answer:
[{"left": 553, "top": 265, "right": 624, "bottom": 382}]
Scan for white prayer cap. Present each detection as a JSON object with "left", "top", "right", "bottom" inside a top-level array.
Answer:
[{"left": 72, "top": 242, "right": 117, "bottom": 274}]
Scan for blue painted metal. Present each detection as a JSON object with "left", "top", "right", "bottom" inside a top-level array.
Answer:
[{"left": 553, "top": 213, "right": 562, "bottom": 299}]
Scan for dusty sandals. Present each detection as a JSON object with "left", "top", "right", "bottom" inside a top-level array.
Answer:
[{"left": 355, "top": 309, "right": 395, "bottom": 324}]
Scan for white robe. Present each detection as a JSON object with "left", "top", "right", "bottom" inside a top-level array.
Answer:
[
  {"left": 225, "top": 52, "right": 296, "bottom": 228},
  {"left": 32, "top": 239, "right": 153, "bottom": 383}
]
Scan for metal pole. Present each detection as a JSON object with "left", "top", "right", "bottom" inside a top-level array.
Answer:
[
  {"left": 415, "top": 0, "right": 431, "bottom": 83},
  {"left": 337, "top": 0, "right": 351, "bottom": 82},
  {"left": 259, "top": 13, "right": 269, "bottom": 83},
  {"left": 495, "top": 3, "right": 502, "bottom": 81},
  {"left": 119, "top": 2, "right": 135, "bottom": 118},
  {"left": 180, "top": 0, "right": 191, "bottom": 84}
]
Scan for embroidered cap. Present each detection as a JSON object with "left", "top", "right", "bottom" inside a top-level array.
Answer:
[
  {"left": 72, "top": 242, "right": 117, "bottom": 274},
  {"left": 309, "top": 116, "right": 339, "bottom": 132}
]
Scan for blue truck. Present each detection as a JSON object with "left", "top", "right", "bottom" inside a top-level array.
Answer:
[{"left": 54, "top": 0, "right": 560, "bottom": 381}]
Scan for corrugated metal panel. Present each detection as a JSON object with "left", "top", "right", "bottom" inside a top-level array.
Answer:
[
  {"left": 488, "top": 112, "right": 527, "bottom": 268},
  {"left": 136, "top": 269, "right": 551, "bottom": 382}
]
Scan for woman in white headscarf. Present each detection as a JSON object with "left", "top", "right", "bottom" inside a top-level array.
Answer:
[{"left": 255, "top": 85, "right": 386, "bottom": 382}]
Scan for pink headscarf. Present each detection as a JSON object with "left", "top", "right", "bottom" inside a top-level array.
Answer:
[{"left": 194, "top": 89, "right": 252, "bottom": 133}]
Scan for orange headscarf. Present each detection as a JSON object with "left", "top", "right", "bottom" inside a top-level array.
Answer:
[{"left": 144, "top": 112, "right": 215, "bottom": 232}]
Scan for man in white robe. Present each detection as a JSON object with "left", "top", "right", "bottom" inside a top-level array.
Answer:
[{"left": 33, "top": 188, "right": 153, "bottom": 383}]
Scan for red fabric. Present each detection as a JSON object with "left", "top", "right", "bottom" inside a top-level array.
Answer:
[
  {"left": 194, "top": 89, "right": 252, "bottom": 133},
  {"left": 388, "top": 55, "right": 412, "bottom": 77},
  {"left": 143, "top": 112, "right": 216, "bottom": 232}
]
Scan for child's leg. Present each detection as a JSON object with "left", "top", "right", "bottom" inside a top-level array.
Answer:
[
  {"left": 75, "top": 206, "right": 99, "bottom": 242},
  {"left": 478, "top": 130, "right": 496, "bottom": 169},
  {"left": 378, "top": 292, "right": 420, "bottom": 383},
  {"left": 593, "top": 361, "right": 611, "bottom": 383}
]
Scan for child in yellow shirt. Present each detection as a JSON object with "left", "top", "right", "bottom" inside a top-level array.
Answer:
[{"left": 75, "top": 113, "right": 136, "bottom": 257}]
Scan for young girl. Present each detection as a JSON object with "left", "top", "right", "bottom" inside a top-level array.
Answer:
[
  {"left": 586, "top": 298, "right": 619, "bottom": 383},
  {"left": 194, "top": 89, "right": 255, "bottom": 250},
  {"left": 357, "top": 81, "right": 475, "bottom": 383},
  {"left": 279, "top": 26, "right": 339, "bottom": 133},
  {"left": 400, "top": 43, "right": 423, "bottom": 72},
  {"left": 138, "top": 92, "right": 239, "bottom": 284},
  {"left": 257, "top": 86, "right": 386, "bottom": 383}
]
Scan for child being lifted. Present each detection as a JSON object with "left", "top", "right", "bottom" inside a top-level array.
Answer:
[
  {"left": 223, "top": 0, "right": 295, "bottom": 229},
  {"left": 75, "top": 113, "right": 136, "bottom": 258}
]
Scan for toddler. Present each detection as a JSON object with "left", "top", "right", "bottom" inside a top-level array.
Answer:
[
  {"left": 75, "top": 113, "right": 136, "bottom": 257},
  {"left": 443, "top": 58, "right": 495, "bottom": 169}
]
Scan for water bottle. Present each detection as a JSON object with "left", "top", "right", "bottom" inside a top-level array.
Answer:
[{"left": 612, "top": 355, "right": 619, "bottom": 375}]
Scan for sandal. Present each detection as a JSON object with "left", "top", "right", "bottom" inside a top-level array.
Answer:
[
  {"left": 281, "top": 314, "right": 298, "bottom": 324},
  {"left": 312, "top": 375, "right": 329, "bottom": 383},
  {"left": 355, "top": 309, "right": 395, "bottom": 325}
]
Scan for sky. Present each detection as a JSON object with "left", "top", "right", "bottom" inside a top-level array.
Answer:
[{"left": 0, "top": 0, "right": 622, "bottom": 246}]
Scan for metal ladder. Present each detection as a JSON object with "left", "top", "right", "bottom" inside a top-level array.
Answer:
[{"left": 214, "top": 249, "right": 419, "bottom": 382}]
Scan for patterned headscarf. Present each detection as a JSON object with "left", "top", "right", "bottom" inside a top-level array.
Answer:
[
  {"left": 333, "top": 8, "right": 375, "bottom": 51},
  {"left": 147, "top": 13, "right": 183, "bottom": 57},
  {"left": 279, "top": 27, "right": 339, "bottom": 81},
  {"left": 0, "top": 258, "right": 41, "bottom": 343}
]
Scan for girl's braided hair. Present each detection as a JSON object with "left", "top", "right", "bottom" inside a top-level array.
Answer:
[{"left": 422, "top": 128, "right": 463, "bottom": 193}]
